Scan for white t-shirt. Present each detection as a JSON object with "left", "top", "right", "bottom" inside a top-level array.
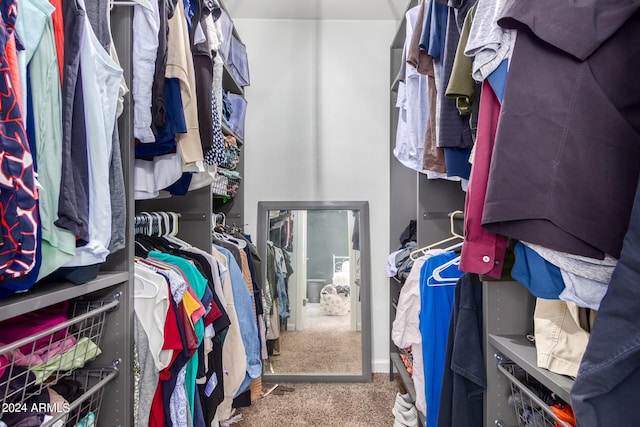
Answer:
[
  {"left": 393, "top": 6, "right": 429, "bottom": 173},
  {"left": 132, "top": 0, "right": 159, "bottom": 142},
  {"left": 133, "top": 152, "right": 183, "bottom": 200},
  {"left": 134, "top": 264, "right": 172, "bottom": 371},
  {"left": 392, "top": 249, "right": 446, "bottom": 416}
]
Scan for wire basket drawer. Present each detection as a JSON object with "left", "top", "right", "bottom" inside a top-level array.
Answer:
[
  {"left": 212, "top": 173, "right": 229, "bottom": 196},
  {"left": 42, "top": 364, "right": 119, "bottom": 427},
  {"left": 0, "top": 296, "right": 119, "bottom": 414},
  {"left": 496, "top": 360, "right": 575, "bottom": 427}
]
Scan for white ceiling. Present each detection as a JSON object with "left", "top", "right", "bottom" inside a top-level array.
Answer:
[{"left": 224, "top": 0, "right": 407, "bottom": 21}]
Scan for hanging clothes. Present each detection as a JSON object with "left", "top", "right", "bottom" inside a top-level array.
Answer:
[
  {"left": 459, "top": 80, "right": 507, "bottom": 279},
  {"left": 166, "top": 0, "right": 203, "bottom": 167},
  {"left": 62, "top": 7, "right": 122, "bottom": 268},
  {"left": 56, "top": 0, "right": 90, "bottom": 244},
  {"left": 392, "top": 252, "right": 440, "bottom": 416},
  {"left": 419, "top": 251, "right": 463, "bottom": 427},
  {"left": 481, "top": 0, "right": 640, "bottom": 260},
  {"left": 437, "top": 273, "right": 485, "bottom": 427},
  {"left": 394, "top": 5, "right": 428, "bottom": 174},
  {"left": 0, "top": 0, "right": 39, "bottom": 281}
]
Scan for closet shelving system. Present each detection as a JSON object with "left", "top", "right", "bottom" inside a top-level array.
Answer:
[
  {"left": 389, "top": 2, "right": 577, "bottom": 427},
  {"left": 388, "top": 2, "right": 465, "bottom": 426},
  {"left": 0, "top": 2, "right": 249, "bottom": 426},
  {"left": 483, "top": 281, "right": 575, "bottom": 427},
  {"left": 0, "top": 5, "right": 137, "bottom": 425},
  {"left": 216, "top": 3, "right": 247, "bottom": 229}
]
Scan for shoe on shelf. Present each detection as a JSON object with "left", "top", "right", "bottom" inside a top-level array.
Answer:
[{"left": 394, "top": 405, "right": 419, "bottom": 427}]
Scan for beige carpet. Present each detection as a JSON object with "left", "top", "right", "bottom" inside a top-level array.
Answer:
[
  {"left": 304, "top": 303, "right": 351, "bottom": 331},
  {"left": 269, "top": 329, "right": 362, "bottom": 374},
  {"left": 235, "top": 374, "right": 400, "bottom": 427}
]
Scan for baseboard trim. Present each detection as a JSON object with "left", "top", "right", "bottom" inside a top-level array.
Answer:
[{"left": 373, "top": 358, "right": 390, "bottom": 373}]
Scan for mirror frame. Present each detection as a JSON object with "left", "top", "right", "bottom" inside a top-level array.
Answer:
[{"left": 257, "top": 200, "right": 372, "bottom": 383}]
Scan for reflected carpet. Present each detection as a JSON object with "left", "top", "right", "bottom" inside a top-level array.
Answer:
[{"left": 269, "top": 329, "right": 362, "bottom": 374}]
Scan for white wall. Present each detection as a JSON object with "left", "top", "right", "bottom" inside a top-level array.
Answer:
[{"left": 235, "top": 18, "right": 396, "bottom": 372}]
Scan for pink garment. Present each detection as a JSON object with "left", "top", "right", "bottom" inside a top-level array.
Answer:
[
  {"left": 0, "top": 355, "right": 8, "bottom": 378},
  {"left": 0, "top": 336, "right": 77, "bottom": 366},
  {"left": 0, "top": 302, "right": 70, "bottom": 354},
  {"left": 459, "top": 81, "right": 508, "bottom": 278}
]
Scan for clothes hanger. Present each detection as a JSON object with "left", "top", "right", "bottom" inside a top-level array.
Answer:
[
  {"left": 212, "top": 212, "right": 228, "bottom": 240},
  {"left": 169, "top": 212, "right": 179, "bottom": 237},
  {"left": 211, "top": 211, "right": 247, "bottom": 248},
  {"left": 443, "top": 241, "right": 463, "bottom": 253},
  {"left": 213, "top": 212, "right": 226, "bottom": 228},
  {"left": 162, "top": 212, "right": 192, "bottom": 248},
  {"left": 135, "top": 212, "right": 173, "bottom": 253},
  {"left": 158, "top": 211, "right": 170, "bottom": 237},
  {"left": 133, "top": 263, "right": 160, "bottom": 298},
  {"left": 212, "top": 230, "right": 247, "bottom": 250},
  {"left": 222, "top": 231, "right": 247, "bottom": 249},
  {"left": 409, "top": 210, "right": 464, "bottom": 260},
  {"left": 152, "top": 212, "right": 164, "bottom": 236},
  {"left": 137, "top": 256, "right": 172, "bottom": 271},
  {"left": 430, "top": 256, "right": 461, "bottom": 283},
  {"left": 138, "top": 212, "right": 154, "bottom": 235}
]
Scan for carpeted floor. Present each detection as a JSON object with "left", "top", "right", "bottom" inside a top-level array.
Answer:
[
  {"left": 269, "top": 329, "right": 362, "bottom": 374},
  {"left": 234, "top": 374, "right": 401, "bottom": 426},
  {"left": 304, "top": 303, "right": 351, "bottom": 331},
  {"left": 269, "top": 302, "right": 361, "bottom": 374}
]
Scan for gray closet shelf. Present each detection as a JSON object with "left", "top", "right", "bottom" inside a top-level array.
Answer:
[
  {"left": 0, "top": 272, "right": 128, "bottom": 323},
  {"left": 388, "top": 4, "right": 464, "bottom": 427},
  {"left": 390, "top": 352, "right": 427, "bottom": 426},
  {"left": 210, "top": 0, "right": 247, "bottom": 226},
  {"left": 483, "top": 280, "right": 578, "bottom": 426},
  {"left": 391, "top": 352, "right": 415, "bottom": 399},
  {"left": 489, "top": 334, "right": 574, "bottom": 404}
]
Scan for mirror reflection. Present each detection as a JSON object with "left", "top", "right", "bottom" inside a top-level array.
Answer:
[{"left": 263, "top": 209, "right": 362, "bottom": 375}]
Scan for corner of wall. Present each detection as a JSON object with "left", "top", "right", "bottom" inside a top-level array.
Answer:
[{"left": 373, "top": 358, "right": 391, "bottom": 373}]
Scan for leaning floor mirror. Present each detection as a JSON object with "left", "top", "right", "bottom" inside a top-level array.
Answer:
[{"left": 256, "top": 201, "right": 372, "bottom": 383}]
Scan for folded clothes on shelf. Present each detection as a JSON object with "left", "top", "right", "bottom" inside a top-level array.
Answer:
[
  {"left": 0, "top": 302, "right": 70, "bottom": 354},
  {"left": 73, "top": 412, "right": 95, "bottom": 427},
  {"left": 29, "top": 338, "right": 102, "bottom": 385},
  {"left": 1, "top": 337, "right": 78, "bottom": 367},
  {"left": 225, "top": 93, "right": 247, "bottom": 139},
  {"left": 0, "top": 365, "right": 36, "bottom": 404}
]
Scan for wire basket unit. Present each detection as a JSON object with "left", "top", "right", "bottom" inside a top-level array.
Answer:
[
  {"left": 212, "top": 168, "right": 242, "bottom": 201},
  {"left": 212, "top": 171, "right": 229, "bottom": 196},
  {"left": 41, "top": 362, "right": 120, "bottom": 427},
  {"left": 496, "top": 355, "right": 574, "bottom": 427},
  {"left": 0, "top": 294, "right": 120, "bottom": 417}
]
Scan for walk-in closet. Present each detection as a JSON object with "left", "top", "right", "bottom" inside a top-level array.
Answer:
[{"left": 1, "top": 0, "right": 639, "bottom": 426}]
